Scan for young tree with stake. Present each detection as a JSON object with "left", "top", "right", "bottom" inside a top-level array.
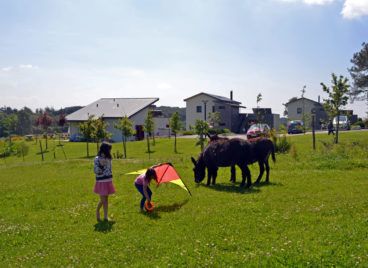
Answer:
[{"left": 321, "top": 73, "right": 350, "bottom": 144}]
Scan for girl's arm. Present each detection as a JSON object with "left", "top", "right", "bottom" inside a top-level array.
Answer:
[{"left": 143, "top": 184, "right": 150, "bottom": 202}]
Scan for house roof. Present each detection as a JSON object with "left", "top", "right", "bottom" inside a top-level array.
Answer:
[
  {"left": 66, "top": 98, "right": 159, "bottom": 121},
  {"left": 285, "top": 97, "right": 322, "bottom": 106},
  {"left": 183, "top": 92, "right": 241, "bottom": 105}
]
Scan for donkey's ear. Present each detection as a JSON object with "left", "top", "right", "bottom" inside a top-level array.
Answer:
[{"left": 191, "top": 157, "right": 197, "bottom": 165}]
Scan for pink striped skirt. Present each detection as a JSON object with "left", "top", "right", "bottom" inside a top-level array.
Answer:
[{"left": 94, "top": 181, "right": 116, "bottom": 196}]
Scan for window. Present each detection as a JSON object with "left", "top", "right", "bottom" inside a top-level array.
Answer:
[
  {"left": 196, "top": 106, "right": 202, "bottom": 113},
  {"left": 297, "top": 108, "right": 302, "bottom": 114},
  {"left": 219, "top": 122, "right": 226, "bottom": 126},
  {"left": 218, "top": 106, "right": 225, "bottom": 110},
  {"left": 212, "top": 106, "right": 215, "bottom": 113}
]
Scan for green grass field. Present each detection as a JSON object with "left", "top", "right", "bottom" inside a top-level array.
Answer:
[{"left": 0, "top": 132, "right": 367, "bottom": 266}]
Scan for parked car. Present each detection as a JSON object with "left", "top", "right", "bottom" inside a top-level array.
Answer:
[
  {"left": 287, "top": 120, "right": 304, "bottom": 134},
  {"left": 333, "top": 115, "right": 350, "bottom": 130},
  {"left": 246, "top": 124, "right": 270, "bottom": 139},
  {"left": 69, "top": 133, "right": 85, "bottom": 142}
]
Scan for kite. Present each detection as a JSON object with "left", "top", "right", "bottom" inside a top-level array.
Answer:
[{"left": 126, "top": 163, "right": 192, "bottom": 196}]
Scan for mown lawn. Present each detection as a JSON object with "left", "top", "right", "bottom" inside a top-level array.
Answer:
[{"left": 0, "top": 131, "right": 367, "bottom": 266}]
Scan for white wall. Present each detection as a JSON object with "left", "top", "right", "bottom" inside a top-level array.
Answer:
[{"left": 185, "top": 94, "right": 216, "bottom": 130}]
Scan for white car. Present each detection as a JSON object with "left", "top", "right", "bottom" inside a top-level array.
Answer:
[{"left": 333, "top": 115, "right": 350, "bottom": 130}]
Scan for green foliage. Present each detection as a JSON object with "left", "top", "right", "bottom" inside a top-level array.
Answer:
[
  {"left": 115, "top": 116, "right": 134, "bottom": 158},
  {"left": 79, "top": 115, "right": 95, "bottom": 142},
  {"left": 92, "top": 117, "right": 111, "bottom": 143},
  {"left": 0, "top": 132, "right": 367, "bottom": 266},
  {"left": 349, "top": 42, "right": 368, "bottom": 102},
  {"left": 208, "top": 112, "right": 221, "bottom": 128},
  {"left": 321, "top": 73, "right": 350, "bottom": 144},
  {"left": 194, "top": 119, "right": 209, "bottom": 151},
  {"left": 169, "top": 112, "right": 182, "bottom": 153},
  {"left": 144, "top": 110, "right": 155, "bottom": 154},
  {"left": 270, "top": 129, "right": 291, "bottom": 154}
]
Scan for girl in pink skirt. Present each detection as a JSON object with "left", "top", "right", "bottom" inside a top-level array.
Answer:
[{"left": 94, "top": 142, "right": 115, "bottom": 221}]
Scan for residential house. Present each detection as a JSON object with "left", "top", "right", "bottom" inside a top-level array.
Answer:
[
  {"left": 184, "top": 91, "right": 244, "bottom": 132},
  {"left": 66, "top": 98, "right": 170, "bottom": 142},
  {"left": 285, "top": 97, "right": 328, "bottom": 128}
]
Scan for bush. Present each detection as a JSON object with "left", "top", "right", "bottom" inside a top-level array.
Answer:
[
  {"left": 269, "top": 129, "right": 291, "bottom": 154},
  {"left": 182, "top": 130, "right": 194, "bottom": 136}
]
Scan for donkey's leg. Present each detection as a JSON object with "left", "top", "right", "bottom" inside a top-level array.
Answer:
[
  {"left": 265, "top": 158, "right": 270, "bottom": 183},
  {"left": 206, "top": 167, "right": 211, "bottom": 186},
  {"left": 255, "top": 161, "right": 265, "bottom": 184},
  {"left": 212, "top": 168, "right": 218, "bottom": 185},
  {"left": 240, "top": 165, "right": 252, "bottom": 188},
  {"left": 230, "top": 165, "right": 236, "bottom": 183}
]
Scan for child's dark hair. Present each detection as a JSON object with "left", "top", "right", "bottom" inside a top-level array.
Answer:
[
  {"left": 146, "top": 168, "right": 157, "bottom": 181},
  {"left": 98, "top": 142, "right": 112, "bottom": 159}
]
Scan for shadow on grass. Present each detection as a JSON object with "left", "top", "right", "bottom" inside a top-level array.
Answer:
[
  {"left": 141, "top": 199, "right": 189, "bottom": 220},
  {"left": 253, "top": 181, "right": 284, "bottom": 188},
  {"left": 94, "top": 220, "right": 116, "bottom": 233},
  {"left": 202, "top": 183, "right": 261, "bottom": 194}
]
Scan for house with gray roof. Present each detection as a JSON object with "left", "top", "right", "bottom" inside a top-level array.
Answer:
[
  {"left": 184, "top": 91, "right": 245, "bottom": 132},
  {"left": 284, "top": 97, "right": 328, "bottom": 128},
  {"left": 66, "top": 98, "right": 170, "bottom": 142}
]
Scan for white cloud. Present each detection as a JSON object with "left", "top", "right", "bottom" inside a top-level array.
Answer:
[
  {"left": 1, "top": 66, "right": 13, "bottom": 72},
  {"left": 342, "top": 0, "right": 368, "bottom": 19},
  {"left": 19, "top": 64, "right": 39, "bottom": 69},
  {"left": 157, "top": 82, "right": 173, "bottom": 90}
]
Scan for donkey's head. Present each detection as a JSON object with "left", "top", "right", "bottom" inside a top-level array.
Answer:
[{"left": 191, "top": 156, "right": 205, "bottom": 183}]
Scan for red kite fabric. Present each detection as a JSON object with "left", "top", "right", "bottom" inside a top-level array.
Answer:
[{"left": 126, "top": 163, "right": 191, "bottom": 196}]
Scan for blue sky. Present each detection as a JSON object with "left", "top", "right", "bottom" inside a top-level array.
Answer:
[{"left": 0, "top": 0, "right": 367, "bottom": 117}]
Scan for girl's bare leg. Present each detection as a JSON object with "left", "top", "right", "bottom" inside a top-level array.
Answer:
[
  {"left": 96, "top": 196, "right": 103, "bottom": 221},
  {"left": 102, "top": 195, "right": 108, "bottom": 220}
]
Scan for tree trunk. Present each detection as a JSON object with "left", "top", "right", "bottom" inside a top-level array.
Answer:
[
  {"left": 86, "top": 141, "right": 89, "bottom": 157},
  {"left": 39, "top": 140, "right": 44, "bottom": 161},
  {"left": 146, "top": 134, "right": 151, "bottom": 158},
  {"left": 174, "top": 133, "right": 177, "bottom": 153},
  {"left": 123, "top": 137, "right": 127, "bottom": 158},
  {"left": 45, "top": 133, "right": 48, "bottom": 150},
  {"left": 335, "top": 117, "right": 339, "bottom": 144},
  {"left": 152, "top": 133, "right": 155, "bottom": 146}
]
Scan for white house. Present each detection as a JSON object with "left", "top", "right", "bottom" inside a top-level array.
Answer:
[
  {"left": 66, "top": 98, "right": 170, "bottom": 142},
  {"left": 184, "top": 91, "right": 243, "bottom": 132}
]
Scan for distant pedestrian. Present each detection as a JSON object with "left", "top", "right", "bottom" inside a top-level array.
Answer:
[
  {"left": 134, "top": 167, "right": 157, "bottom": 212},
  {"left": 94, "top": 142, "right": 115, "bottom": 221},
  {"left": 328, "top": 120, "right": 335, "bottom": 135}
]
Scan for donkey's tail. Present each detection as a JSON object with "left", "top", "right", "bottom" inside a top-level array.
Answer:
[{"left": 271, "top": 142, "right": 276, "bottom": 163}]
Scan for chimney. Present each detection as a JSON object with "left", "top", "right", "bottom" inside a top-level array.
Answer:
[
  {"left": 230, "top": 90, "right": 233, "bottom": 101},
  {"left": 318, "top": 95, "right": 320, "bottom": 103}
]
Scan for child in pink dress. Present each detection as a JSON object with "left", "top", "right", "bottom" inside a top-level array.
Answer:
[
  {"left": 134, "top": 168, "right": 157, "bottom": 211},
  {"left": 94, "top": 142, "right": 115, "bottom": 221}
]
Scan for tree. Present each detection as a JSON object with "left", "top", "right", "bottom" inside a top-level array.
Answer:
[
  {"left": 194, "top": 119, "right": 209, "bottom": 151},
  {"left": 92, "top": 117, "right": 111, "bottom": 152},
  {"left": 208, "top": 112, "right": 221, "bottom": 129},
  {"left": 144, "top": 110, "right": 154, "bottom": 154},
  {"left": 169, "top": 112, "right": 182, "bottom": 153},
  {"left": 79, "top": 115, "right": 95, "bottom": 157},
  {"left": 349, "top": 42, "right": 368, "bottom": 103},
  {"left": 1, "top": 114, "right": 18, "bottom": 140},
  {"left": 57, "top": 112, "right": 67, "bottom": 145},
  {"left": 115, "top": 116, "right": 134, "bottom": 158},
  {"left": 36, "top": 112, "right": 53, "bottom": 149},
  {"left": 321, "top": 73, "right": 350, "bottom": 144},
  {"left": 16, "top": 107, "right": 32, "bottom": 135}
]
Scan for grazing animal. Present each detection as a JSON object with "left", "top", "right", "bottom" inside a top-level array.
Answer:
[
  {"left": 230, "top": 138, "right": 276, "bottom": 184},
  {"left": 207, "top": 133, "right": 237, "bottom": 181},
  {"left": 191, "top": 138, "right": 253, "bottom": 187}
]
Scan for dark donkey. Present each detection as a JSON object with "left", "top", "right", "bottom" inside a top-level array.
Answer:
[
  {"left": 191, "top": 138, "right": 254, "bottom": 187},
  {"left": 230, "top": 138, "right": 276, "bottom": 184}
]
